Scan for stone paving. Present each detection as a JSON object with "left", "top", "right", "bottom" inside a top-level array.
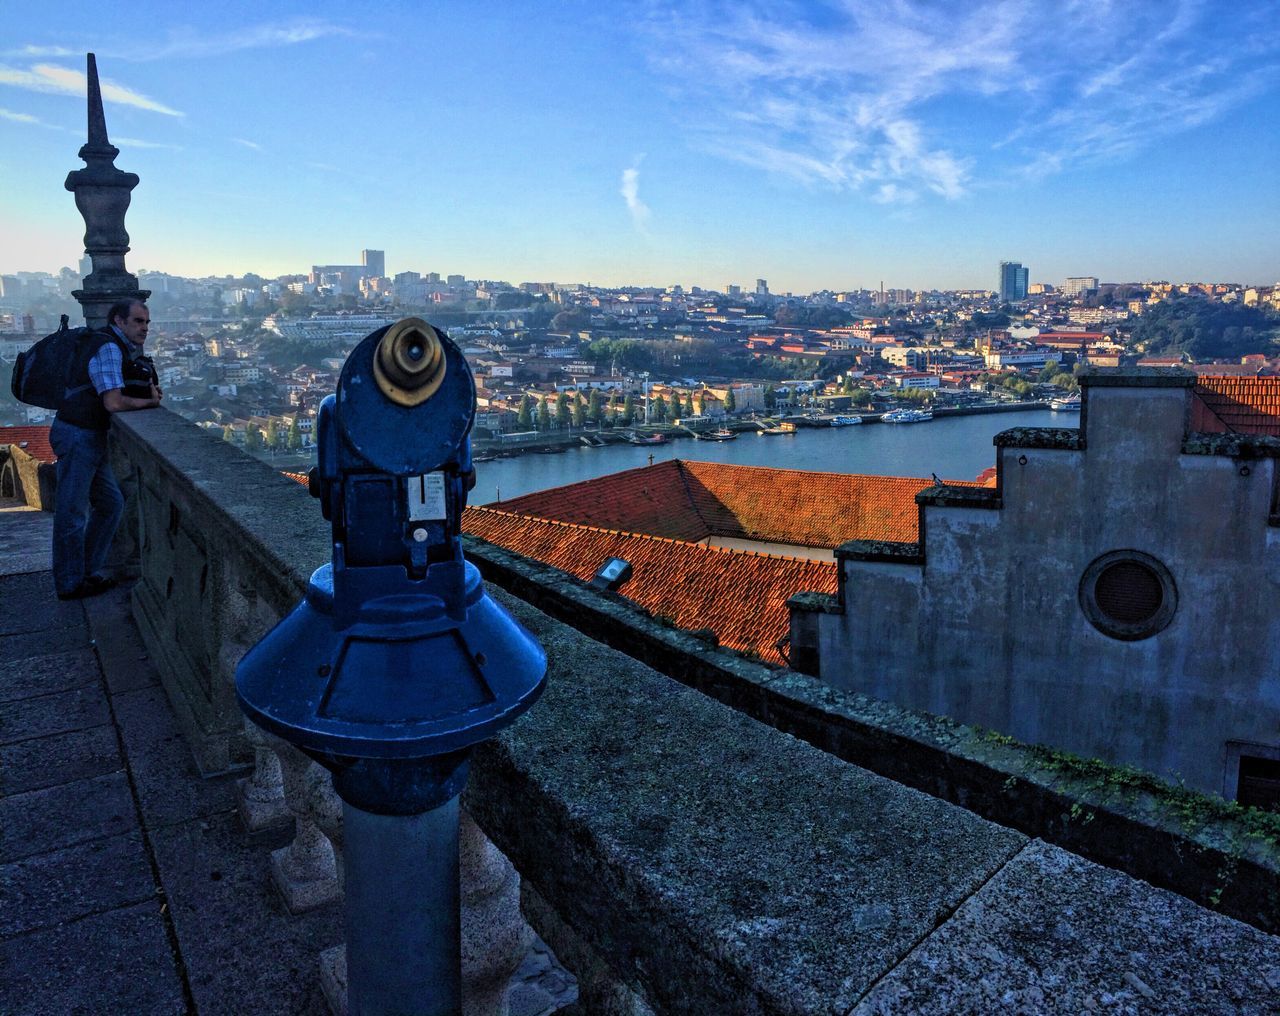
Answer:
[{"left": 0, "top": 501, "right": 576, "bottom": 1015}]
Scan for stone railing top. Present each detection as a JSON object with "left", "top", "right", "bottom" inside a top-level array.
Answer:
[{"left": 110, "top": 409, "right": 327, "bottom": 599}]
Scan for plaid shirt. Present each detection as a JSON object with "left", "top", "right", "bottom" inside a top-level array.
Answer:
[{"left": 88, "top": 327, "right": 140, "bottom": 395}]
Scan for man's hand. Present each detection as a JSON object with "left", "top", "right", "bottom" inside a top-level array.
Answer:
[{"left": 150, "top": 383, "right": 163, "bottom": 407}]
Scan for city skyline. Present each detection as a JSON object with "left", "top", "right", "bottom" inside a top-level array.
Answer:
[{"left": 2, "top": 1, "right": 1278, "bottom": 290}]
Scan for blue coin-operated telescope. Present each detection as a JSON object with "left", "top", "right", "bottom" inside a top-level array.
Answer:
[{"left": 236, "top": 318, "right": 546, "bottom": 1016}]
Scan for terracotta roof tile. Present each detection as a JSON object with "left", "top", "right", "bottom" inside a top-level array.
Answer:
[
  {"left": 492, "top": 459, "right": 962, "bottom": 549},
  {"left": 463, "top": 506, "right": 836, "bottom": 664},
  {"left": 1192, "top": 376, "right": 1280, "bottom": 437},
  {"left": 0, "top": 426, "right": 55, "bottom": 463}
]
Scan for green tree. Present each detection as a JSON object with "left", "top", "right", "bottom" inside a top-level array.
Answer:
[
  {"left": 245, "top": 422, "right": 262, "bottom": 451},
  {"left": 684, "top": 392, "right": 695, "bottom": 416},
  {"left": 572, "top": 393, "right": 587, "bottom": 429},
  {"left": 696, "top": 392, "right": 706, "bottom": 416},
  {"left": 587, "top": 388, "right": 602, "bottom": 425},
  {"left": 622, "top": 393, "right": 636, "bottom": 425},
  {"left": 286, "top": 417, "right": 302, "bottom": 452},
  {"left": 264, "top": 419, "right": 280, "bottom": 451},
  {"left": 653, "top": 394, "right": 668, "bottom": 423},
  {"left": 517, "top": 395, "right": 533, "bottom": 429},
  {"left": 724, "top": 388, "right": 737, "bottom": 413},
  {"left": 536, "top": 396, "right": 551, "bottom": 431},
  {"left": 556, "top": 391, "right": 572, "bottom": 429}
]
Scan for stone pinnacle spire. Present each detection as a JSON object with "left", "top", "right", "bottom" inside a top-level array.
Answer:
[
  {"left": 85, "top": 52, "right": 112, "bottom": 153},
  {"left": 65, "top": 52, "right": 148, "bottom": 329}
]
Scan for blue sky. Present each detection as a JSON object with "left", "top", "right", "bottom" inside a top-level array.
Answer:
[{"left": 2, "top": 0, "right": 1277, "bottom": 291}]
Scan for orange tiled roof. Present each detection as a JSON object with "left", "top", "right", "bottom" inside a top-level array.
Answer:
[
  {"left": 463, "top": 506, "right": 836, "bottom": 664},
  {"left": 0, "top": 426, "right": 55, "bottom": 463},
  {"left": 1191, "top": 376, "right": 1280, "bottom": 437},
  {"left": 281, "top": 470, "right": 310, "bottom": 486},
  {"left": 493, "top": 459, "right": 954, "bottom": 548}
]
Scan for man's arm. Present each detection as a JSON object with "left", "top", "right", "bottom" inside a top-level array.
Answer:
[{"left": 103, "top": 384, "right": 162, "bottom": 413}]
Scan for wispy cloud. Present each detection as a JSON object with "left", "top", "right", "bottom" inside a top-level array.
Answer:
[
  {"left": 0, "top": 106, "right": 41, "bottom": 124},
  {"left": 620, "top": 157, "right": 651, "bottom": 231},
  {"left": 0, "top": 62, "right": 182, "bottom": 115},
  {"left": 128, "top": 19, "right": 358, "bottom": 62},
  {"left": 114, "top": 137, "right": 183, "bottom": 150},
  {"left": 642, "top": 0, "right": 1279, "bottom": 202},
  {"left": 233, "top": 137, "right": 263, "bottom": 151}
]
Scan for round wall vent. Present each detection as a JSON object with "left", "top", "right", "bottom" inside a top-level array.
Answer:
[{"left": 1079, "top": 550, "right": 1177, "bottom": 641}]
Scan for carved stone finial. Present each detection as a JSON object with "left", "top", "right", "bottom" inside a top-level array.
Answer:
[
  {"left": 65, "top": 52, "right": 148, "bottom": 329},
  {"left": 85, "top": 53, "right": 112, "bottom": 154}
]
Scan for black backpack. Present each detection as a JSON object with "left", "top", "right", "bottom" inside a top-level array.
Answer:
[{"left": 9, "top": 315, "right": 94, "bottom": 410}]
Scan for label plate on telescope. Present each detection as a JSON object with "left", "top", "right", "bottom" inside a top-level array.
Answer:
[{"left": 407, "top": 472, "right": 447, "bottom": 521}]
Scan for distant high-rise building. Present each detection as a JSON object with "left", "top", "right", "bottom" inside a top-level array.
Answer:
[
  {"left": 361, "top": 249, "right": 385, "bottom": 278},
  {"left": 999, "top": 261, "right": 1029, "bottom": 303},
  {"left": 725, "top": 283, "right": 742, "bottom": 297},
  {"left": 1063, "top": 276, "right": 1099, "bottom": 298},
  {"left": 424, "top": 272, "right": 441, "bottom": 284},
  {"left": 446, "top": 274, "right": 466, "bottom": 287},
  {"left": 755, "top": 278, "right": 769, "bottom": 296}
]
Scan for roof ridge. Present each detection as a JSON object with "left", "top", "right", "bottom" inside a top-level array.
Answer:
[
  {"left": 468, "top": 505, "right": 831, "bottom": 565},
  {"left": 672, "top": 459, "right": 718, "bottom": 540}
]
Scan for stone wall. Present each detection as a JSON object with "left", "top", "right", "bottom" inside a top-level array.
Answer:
[
  {"left": 108, "top": 409, "right": 330, "bottom": 774},
  {"left": 796, "top": 372, "right": 1280, "bottom": 799},
  {"left": 104, "top": 404, "right": 1280, "bottom": 1003}
]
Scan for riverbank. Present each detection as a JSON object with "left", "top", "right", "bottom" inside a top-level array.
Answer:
[{"left": 471, "top": 399, "right": 1055, "bottom": 458}]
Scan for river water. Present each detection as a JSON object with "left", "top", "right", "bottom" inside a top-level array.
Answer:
[{"left": 476, "top": 409, "right": 1075, "bottom": 505}]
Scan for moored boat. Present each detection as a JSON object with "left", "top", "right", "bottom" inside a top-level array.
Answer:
[
  {"left": 623, "top": 430, "right": 668, "bottom": 445},
  {"left": 881, "top": 408, "right": 933, "bottom": 423},
  {"left": 1049, "top": 395, "right": 1082, "bottom": 412},
  {"left": 760, "top": 421, "right": 797, "bottom": 435},
  {"left": 830, "top": 415, "right": 863, "bottom": 427}
]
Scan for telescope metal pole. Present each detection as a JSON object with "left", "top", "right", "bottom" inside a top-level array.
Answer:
[{"left": 343, "top": 796, "right": 462, "bottom": 1016}]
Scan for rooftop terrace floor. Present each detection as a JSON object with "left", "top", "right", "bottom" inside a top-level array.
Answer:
[{"left": 0, "top": 502, "right": 569, "bottom": 1016}]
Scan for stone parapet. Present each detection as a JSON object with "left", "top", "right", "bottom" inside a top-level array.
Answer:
[
  {"left": 108, "top": 408, "right": 328, "bottom": 774},
  {"left": 100, "top": 407, "right": 1280, "bottom": 1009}
]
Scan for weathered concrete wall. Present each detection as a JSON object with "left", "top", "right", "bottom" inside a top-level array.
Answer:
[
  {"left": 812, "top": 373, "right": 1280, "bottom": 796},
  {"left": 108, "top": 409, "right": 329, "bottom": 774}
]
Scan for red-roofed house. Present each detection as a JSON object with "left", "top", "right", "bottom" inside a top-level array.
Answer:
[{"left": 465, "top": 460, "right": 963, "bottom": 663}]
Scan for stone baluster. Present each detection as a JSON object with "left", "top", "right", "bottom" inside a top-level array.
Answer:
[
  {"left": 317, "top": 808, "right": 534, "bottom": 1016},
  {"left": 460, "top": 808, "right": 534, "bottom": 1016},
  {"left": 235, "top": 720, "right": 292, "bottom": 837},
  {"left": 271, "top": 745, "right": 341, "bottom": 913}
]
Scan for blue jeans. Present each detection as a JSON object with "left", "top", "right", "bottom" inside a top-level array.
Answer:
[{"left": 50, "top": 419, "right": 124, "bottom": 595}]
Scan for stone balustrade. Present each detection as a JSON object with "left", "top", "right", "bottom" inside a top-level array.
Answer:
[{"left": 103, "top": 409, "right": 1280, "bottom": 1014}]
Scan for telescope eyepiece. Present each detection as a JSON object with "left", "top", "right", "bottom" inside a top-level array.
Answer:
[{"left": 373, "top": 317, "right": 446, "bottom": 406}]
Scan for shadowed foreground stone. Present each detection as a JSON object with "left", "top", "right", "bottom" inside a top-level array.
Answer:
[
  {"left": 852, "top": 839, "right": 1280, "bottom": 1015},
  {"left": 468, "top": 590, "right": 1029, "bottom": 1014}
]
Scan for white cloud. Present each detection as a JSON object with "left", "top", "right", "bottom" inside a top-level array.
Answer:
[
  {"left": 233, "top": 137, "right": 263, "bottom": 150},
  {"left": 114, "top": 137, "right": 183, "bottom": 150},
  {"left": 620, "top": 157, "right": 651, "bottom": 231},
  {"left": 140, "top": 19, "right": 358, "bottom": 61},
  {"left": 0, "top": 106, "right": 40, "bottom": 124},
  {"left": 0, "top": 62, "right": 182, "bottom": 116},
  {"left": 643, "top": 0, "right": 1278, "bottom": 201}
]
